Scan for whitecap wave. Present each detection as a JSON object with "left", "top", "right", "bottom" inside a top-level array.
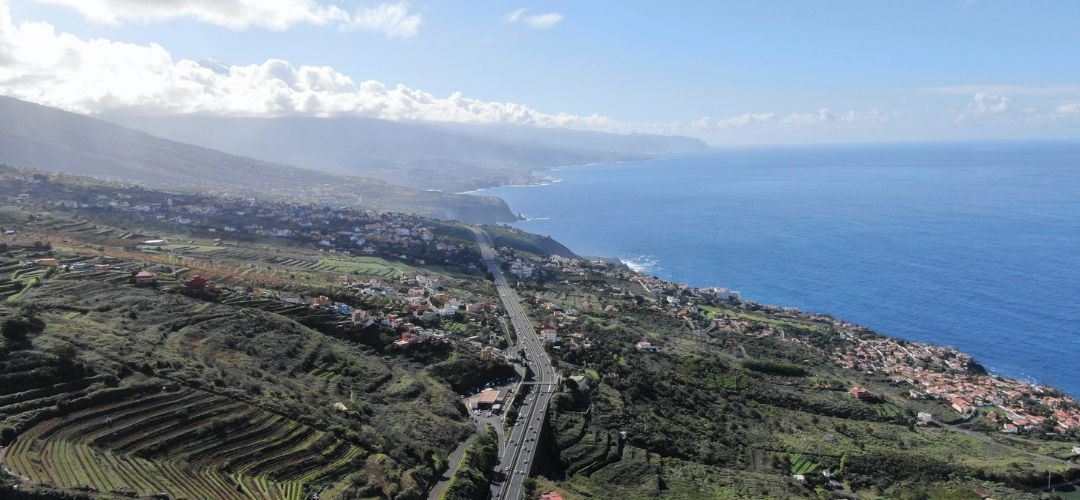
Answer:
[{"left": 621, "top": 256, "right": 659, "bottom": 273}]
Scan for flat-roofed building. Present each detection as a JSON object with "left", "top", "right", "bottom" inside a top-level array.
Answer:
[{"left": 472, "top": 388, "right": 502, "bottom": 410}]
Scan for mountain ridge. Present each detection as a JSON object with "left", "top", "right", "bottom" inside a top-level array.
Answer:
[
  {"left": 0, "top": 95, "right": 518, "bottom": 223},
  {"left": 101, "top": 113, "right": 709, "bottom": 192}
]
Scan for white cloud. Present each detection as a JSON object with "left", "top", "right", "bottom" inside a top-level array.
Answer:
[
  {"left": 343, "top": 2, "right": 421, "bottom": 38},
  {"left": 695, "top": 108, "right": 845, "bottom": 129},
  {"left": 926, "top": 84, "right": 1080, "bottom": 97},
  {"left": 1058, "top": 103, "right": 1080, "bottom": 114},
  {"left": 0, "top": 2, "right": 609, "bottom": 128},
  {"left": 781, "top": 107, "right": 834, "bottom": 125},
  {"left": 688, "top": 108, "right": 891, "bottom": 132},
  {"left": 693, "top": 113, "right": 776, "bottom": 129},
  {"left": 865, "top": 107, "right": 890, "bottom": 124},
  {"left": 34, "top": 0, "right": 422, "bottom": 37},
  {"left": 504, "top": 8, "right": 563, "bottom": 29},
  {"left": 0, "top": 1, "right": 891, "bottom": 142},
  {"left": 957, "top": 92, "right": 1011, "bottom": 122}
]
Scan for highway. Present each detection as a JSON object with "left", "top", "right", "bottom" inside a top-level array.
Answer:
[{"left": 471, "top": 228, "right": 558, "bottom": 500}]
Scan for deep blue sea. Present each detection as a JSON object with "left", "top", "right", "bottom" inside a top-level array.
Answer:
[{"left": 477, "top": 142, "right": 1080, "bottom": 397}]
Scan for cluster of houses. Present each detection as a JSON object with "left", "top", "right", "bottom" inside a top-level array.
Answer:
[
  {"left": 718, "top": 303, "right": 1080, "bottom": 434},
  {"left": 508, "top": 259, "right": 536, "bottom": 279},
  {"left": 20, "top": 256, "right": 167, "bottom": 288},
  {"left": 338, "top": 274, "right": 509, "bottom": 353},
  {"left": 0, "top": 170, "right": 476, "bottom": 269},
  {"left": 833, "top": 334, "right": 1080, "bottom": 433}
]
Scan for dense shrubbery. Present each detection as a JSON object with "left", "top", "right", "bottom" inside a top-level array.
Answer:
[
  {"left": 741, "top": 359, "right": 809, "bottom": 377},
  {"left": 2, "top": 314, "right": 46, "bottom": 341},
  {"left": 439, "top": 425, "right": 499, "bottom": 500},
  {"left": 429, "top": 356, "right": 515, "bottom": 393}
]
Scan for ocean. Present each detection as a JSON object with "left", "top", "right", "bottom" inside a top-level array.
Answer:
[{"left": 476, "top": 141, "right": 1080, "bottom": 397}]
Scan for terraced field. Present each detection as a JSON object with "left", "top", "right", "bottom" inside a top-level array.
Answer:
[
  {"left": 4, "top": 265, "right": 52, "bottom": 302},
  {"left": 215, "top": 290, "right": 345, "bottom": 327},
  {"left": 4, "top": 385, "right": 364, "bottom": 499},
  {"left": 267, "top": 256, "right": 405, "bottom": 279}
]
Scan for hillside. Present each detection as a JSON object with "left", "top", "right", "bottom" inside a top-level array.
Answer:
[
  {"left": 482, "top": 226, "right": 580, "bottom": 260},
  {"left": 0, "top": 171, "right": 1077, "bottom": 500},
  {"left": 497, "top": 250, "right": 1080, "bottom": 499},
  {"left": 0, "top": 172, "right": 518, "bottom": 498},
  {"left": 102, "top": 114, "right": 709, "bottom": 192},
  {"left": 0, "top": 96, "right": 517, "bottom": 223}
]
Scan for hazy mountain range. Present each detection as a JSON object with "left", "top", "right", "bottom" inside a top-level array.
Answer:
[
  {"left": 104, "top": 113, "right": 709, "bottom": 192},
  {"left": 0, "top": 94, "right": 707, "bottom": 221},
  {"left": 0, "top": 96, "right": 517, "bottom": 222}
]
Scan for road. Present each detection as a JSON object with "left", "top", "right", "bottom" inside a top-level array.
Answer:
[
  {"left": 427, "top": 431, "right": 479, "bottom": 500},
  {"left": 471, "top": 228, "right": 559, "bottom": 500}
]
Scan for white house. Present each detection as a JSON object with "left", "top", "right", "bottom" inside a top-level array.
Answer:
[{"left": 636, "top": 341, "right": 660, "bottom": 353}]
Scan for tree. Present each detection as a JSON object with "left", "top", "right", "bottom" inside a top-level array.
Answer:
[
  {"left": 51, "top": 342, "right": 78, "bottom": 363},
  {"left": 2, "top": 315, "right": 45, "bottom": 341}
]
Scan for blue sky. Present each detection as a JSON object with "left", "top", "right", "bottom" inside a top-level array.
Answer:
[{"left": 3, "top": 0, "right": 1079, "bottom": 144}]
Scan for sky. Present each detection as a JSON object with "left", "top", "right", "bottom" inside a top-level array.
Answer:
[{"left": 1, "top": 0, "right": 1079, "bottom": 145}]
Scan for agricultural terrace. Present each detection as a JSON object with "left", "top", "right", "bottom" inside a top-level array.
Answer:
[
  {"left": 5, "top": 385, "right": 361, "bottom": 499},
  {"left": 0, "top": 244, "right": 484, "bottom": 498}
]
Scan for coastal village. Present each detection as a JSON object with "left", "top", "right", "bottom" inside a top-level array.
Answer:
[{"left": 490, "top": 241, "right": 1080, "bottom": 438}]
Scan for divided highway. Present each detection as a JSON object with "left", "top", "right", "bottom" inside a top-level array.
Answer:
[{"left": 471, "top": 228, "right": 558, "bottom": 500}]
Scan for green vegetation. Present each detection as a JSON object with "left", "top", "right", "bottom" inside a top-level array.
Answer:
[
  {"left": 524, "top": 261, "right": 1080, "bottom": 499},
  {"left": 439, "top": 425, "right": 499, "bottom": 500},
  {"left": 788, "top": 453, "right": 819, "bottom": 475},
  {"left": 3, "top": 174, "right": 1079, "bottom": 499},
  {"left": 0, "top": 228, "right": 497, "bottom": 498},
  {"left": 482, "top": 225, "right": 578, "bottom": 258},
  {"left": 741, "top": 359, "right": 809, "bottom": 377}
]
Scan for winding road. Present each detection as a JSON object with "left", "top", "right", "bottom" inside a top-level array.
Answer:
[{"left": 472, "top": 228, "right": 558, "bottom": 500}]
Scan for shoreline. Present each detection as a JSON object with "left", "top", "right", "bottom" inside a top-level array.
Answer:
[
  {"left": 500, "top": 224, "right": 1080, "bottom": 434},
  {"left": 462, "top": 154, "right": 1079, "bottom": 404},
  {"left": 455, "top": 156, "right": 656, "bottom": 196}
]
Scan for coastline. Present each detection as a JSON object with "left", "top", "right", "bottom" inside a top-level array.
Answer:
[
  {"left": 511, "top": 246, "right": 1080, "bottom": 433},
  {"left": 465, "top": 151, "right": 1080, "bottom": 407},
  {"left": 455, "top": 157, "right": 653, "bottom": 196}
]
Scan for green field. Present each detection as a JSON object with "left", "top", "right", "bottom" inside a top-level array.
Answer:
[{"left": 4, "top": 383, "right": 362, "bottom": 499}]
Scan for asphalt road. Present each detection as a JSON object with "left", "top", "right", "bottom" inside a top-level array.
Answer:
[{"left": 471, "top": 228, "right": 558, "bottom": 500}]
